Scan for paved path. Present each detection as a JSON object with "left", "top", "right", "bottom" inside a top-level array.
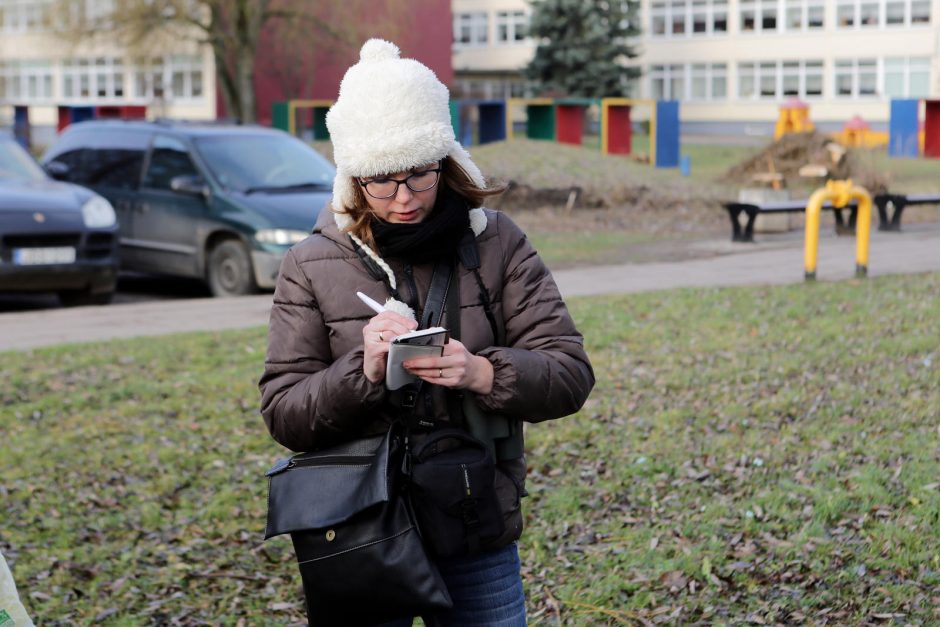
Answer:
[{"left": 2, "top": 226, "right": 938, "bottom": 352}]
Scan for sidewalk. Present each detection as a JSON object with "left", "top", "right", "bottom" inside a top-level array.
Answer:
[{"left": 1, "top": 226, "right": 938, "bottom": 352}]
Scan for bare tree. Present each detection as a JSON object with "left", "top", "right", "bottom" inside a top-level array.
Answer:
[{"left": 55, "top": 0, "right": 408, "bottom": 122}]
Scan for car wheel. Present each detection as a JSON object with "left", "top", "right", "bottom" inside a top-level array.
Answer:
[
  {"left": 58, "top": 289, "right": 114, "bottom": 307},
  {"left": 207, "top": 239, "right": 257, "bottom": 297}
]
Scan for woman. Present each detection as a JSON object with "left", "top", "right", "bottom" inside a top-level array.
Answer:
[{"left": 260, "top": 39, "right": 594, "bottom": 626}]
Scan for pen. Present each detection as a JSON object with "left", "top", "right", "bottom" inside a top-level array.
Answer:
[{"left": 356, "top": 291, "right": 386, "bottom": 314}]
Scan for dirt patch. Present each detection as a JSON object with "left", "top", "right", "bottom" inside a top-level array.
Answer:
[{"left": 721, "top": 131, "right": 889, "bottom": 193}]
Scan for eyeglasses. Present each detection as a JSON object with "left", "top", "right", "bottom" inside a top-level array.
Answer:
[{"left": 358, "top": 166, "right": 442, "bottom": 200}]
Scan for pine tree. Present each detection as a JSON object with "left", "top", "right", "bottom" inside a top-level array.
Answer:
[{"left": 526, "top": 0, "right": 641, "bottom": 98}]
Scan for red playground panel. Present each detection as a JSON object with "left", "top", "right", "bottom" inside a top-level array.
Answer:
[
  {"left": 606, "top": 105, "right": 632, "bottom": 155},
  {"left": 556, "top": 104, "right": 585, "bottom": 145},
  {"left": 924, "top": 99, "right": 940, "bottom": 158}
]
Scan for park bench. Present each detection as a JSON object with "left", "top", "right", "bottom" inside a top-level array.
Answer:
[{"left": 722, "top": 192, "right": 940, "bottom": 242}]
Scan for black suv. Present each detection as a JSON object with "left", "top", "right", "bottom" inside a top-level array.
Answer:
[{"left": 42, "top": 120, "right": 335, "bottom": 296}]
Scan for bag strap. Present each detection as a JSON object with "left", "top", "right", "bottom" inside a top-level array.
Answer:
[
  {"left": 457, "top": 231, "right": 501, "bottom": 345},
  {"left": 390, "top": 258, "right": 454, "bottom": 423}
]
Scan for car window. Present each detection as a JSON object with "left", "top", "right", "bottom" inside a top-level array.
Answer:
[
  {"left": 193, "top": 133, "right": 334, "bottom": 192},
  {"left": 142, "top": 135, "right": 200, "bottom": 191},
  {"left": 0, "top": 139, "right": 46, "bottom": 182},
  {"left": 45, "top": 128, "right": 148, "bottom": 189}
]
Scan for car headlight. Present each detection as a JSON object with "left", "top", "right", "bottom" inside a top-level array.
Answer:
[
  {"left": 255, "top": 229, "right": 309, "bottom": 245},
  {"left": 81, "top": 196, "right": 117, "bottom": 228}
]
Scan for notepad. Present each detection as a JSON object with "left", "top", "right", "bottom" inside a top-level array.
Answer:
[{"left": 385, "top": 327, "right": 448, "bottom": 390}]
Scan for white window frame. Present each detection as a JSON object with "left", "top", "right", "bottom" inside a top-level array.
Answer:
[
  {"left": 883, "top": 56, "right": 931, "bottom": 98},
  {"left": 649, "top": 64, "right": 687, "bottom": 100},
  {"left": 453, "top": 11, "right": 489, "bottom": 47},
  {"left": 740, "top": 0, "right": 781, "bottom": 34},
  {"left": 495, "top": 10, "right": 528, "bottom": 44},
  {"left": 834, "top": 58, "right": 879, "bottom": 98},
  {"left": 835, "top": 0, "right": 932, "bottom": 29},
  {"left": 0, "top": 59, "right": 54, "bottom": 103},
  {"left": 0, "top": 0, "right": 52, "bottom": 34},
  {"left": 737, "top": 59, "right": 825, "bottom": 100},
  {"left": 61, "top": 57, "right": 126, "bottom": 102},
  {"left": 783, "top": 0, "right": 825, "bottom": 31},
  {"left": 649, "top": 1, "right": 728, "bottom": 38},
  {"left": 689, "top": 62, "right": 728, "bottom": 101}
]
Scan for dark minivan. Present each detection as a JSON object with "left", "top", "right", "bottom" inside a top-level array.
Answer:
[{"left": 42, "top": 120, "right": 335, "bottom": 296}]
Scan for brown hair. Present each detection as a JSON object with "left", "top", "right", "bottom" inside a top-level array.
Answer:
[{"left": 334, "top": 156, "right": 505, "bottom": 250}]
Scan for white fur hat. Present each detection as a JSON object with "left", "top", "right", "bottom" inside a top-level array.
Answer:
[{"left": 326, "top": 39, "right": 486, "bottom": 230}]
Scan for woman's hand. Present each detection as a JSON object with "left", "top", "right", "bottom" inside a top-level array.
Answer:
[
  {"left": 403, "top": 339, "right": 494, "bottom": 395},
  {"left": 362, "top": 311, "right": 418, "bottom": 383}
]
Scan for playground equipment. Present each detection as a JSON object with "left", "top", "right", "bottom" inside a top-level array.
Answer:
[
  {"left": 271, "top": 99, "right": 333, "bottom": 139},
  {"left": 455, "top": 99, "right": 507, "bottom": 146},
  {"left": 831, "top": 115, "right": 888, "bottom": 148},
  {"left": 774, "top": 97, "right": 814, "bottom": 139},
  {"left": 804, "top": 180, "right": 872, "bottom": 280},
  {"left": 600, "top": 98, "right": 679, "bottom": 168},
  {"left": 506, "top": 98, "right": 555, "bottom": 141}
]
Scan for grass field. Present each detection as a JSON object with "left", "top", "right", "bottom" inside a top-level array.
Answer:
[{"left": 2, "top": 272, "right": 938, "bottom": 625}]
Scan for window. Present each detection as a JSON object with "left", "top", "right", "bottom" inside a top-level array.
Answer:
[
  {"left": 836, "top": 0, "right": 931, "bottom": 28},
  {"left": 143, "top": 135, "right": 199, "bottom": 191},
  {"left": 169, "top": 55, "right": 203, "bottom": 100},
  {"left": 0, "top": 0, "right": 52, "bottom": 33},
  {"left": 649, "top": 64, "right": 685, "bottom": 100},
  {"left": 835, "top": 58, "right": 878, "bottom": 97},
  {"left": 650, "top": 0, "right": 727, "bottom": 37},
  {"left": 804, "top": 61, "right": 823, "bottom": 96},
  {"left": 61, "top": 57, "right": 124, "bottom": 101},
  {"left": 670, "top": 0, "right": 687, "bottom": 34},
  {"left": 911, "top": 0, "right": 931, "bottom": 23},
  {"left": 738, "top": 60, "right": 824, "bottom": 100},
  {"left": 784, "top": 0, "right": 825, "bottom": 30},
  {"left": 740, "top": 0, "right": 779, "bottom": 33},
  {"left": 885, "top": 57, "right": 931, "bottom": 97},
  {"left": 134, "top": 56, "right": 204, "bottom": 101},
  {"left": 496, "top": 10, "right": 527, "bottom": 43},
  {"left": 689, "top": 63, "right": 727, "bottom": 100},
  {"left": 860, "top": 1, "right": 879, "bottom": 25},
  {"left": 837, "top": 0, "right": 856, "bottom": 26},
  {"left": 886, "top": 0, "right": 905, "bottom": 23},
  {"left": 0, "top": 59, "right": 54, "bottom": 102},
  {"left": 454, "top": 12, "right": 488, "bottom": 46},
  {"left": 45, "top": 130, "right": 149, "bottom": 189}
]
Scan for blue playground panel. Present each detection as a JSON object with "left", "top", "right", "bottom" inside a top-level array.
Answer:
[
  {"left": 655, "top": 100, "right": 680, "bottom": 168},
  {"left": 889, "top": 99, "right": 920, "bottom": 158}
]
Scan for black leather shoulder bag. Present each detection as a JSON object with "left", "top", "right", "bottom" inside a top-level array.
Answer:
[{"left": 264, "top": 426, "right": 452, "bottom": 626}]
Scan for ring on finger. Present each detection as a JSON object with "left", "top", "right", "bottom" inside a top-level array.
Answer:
[
  {"left": 438, "top": 368, "right": 443, "bottom": 378},
  {"left": 378, "top": 332, "right": 384, "bottom": 342}
]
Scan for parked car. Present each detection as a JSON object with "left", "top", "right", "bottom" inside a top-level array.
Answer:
[
  {"left": 41, "top": 120, "right": 335, "bottom": 296},
  {"left": 0, "top": 135, "right": 118, "bottom": 306}
]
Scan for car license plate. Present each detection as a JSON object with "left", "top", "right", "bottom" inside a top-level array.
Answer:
[{"left": 12, "top": 247, "right": 77, "bottom": 265}]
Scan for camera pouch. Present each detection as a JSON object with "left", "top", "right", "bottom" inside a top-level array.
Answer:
[{"left": 408, "top": 428, "right": 505, "bottom": 558}]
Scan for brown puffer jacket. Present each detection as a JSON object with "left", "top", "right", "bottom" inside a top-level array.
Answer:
[{"left": 260, "top": 206, "right": 594, "bottom": 549}]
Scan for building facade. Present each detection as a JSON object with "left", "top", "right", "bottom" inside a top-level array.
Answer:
[
  {"left": 0, "top": 0, "right": 215, "bottom": 144},
  {"left": 451, "top": 0, "right": 537, "bottom": 99},
  {"left": 451, "top": 0, "right": 938, "bottom": 134},
  {"left": 0, "top": 0, "right": 452, "bottom": 144},
  {"left": 643, "top": 0, "right": 939, "bottom": 133}
]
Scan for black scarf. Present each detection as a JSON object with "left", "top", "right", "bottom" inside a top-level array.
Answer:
[{"left": 371, "top": 188, "right": 470, "bottom": 264}]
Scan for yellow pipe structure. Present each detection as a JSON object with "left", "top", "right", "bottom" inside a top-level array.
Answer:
[{"left": 804, "top": 179, "right": 872, "bottom": 280}]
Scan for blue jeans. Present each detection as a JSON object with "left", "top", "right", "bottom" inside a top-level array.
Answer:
[{"left": 380, "top": 543, "right": 527, "bottom": 626}]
